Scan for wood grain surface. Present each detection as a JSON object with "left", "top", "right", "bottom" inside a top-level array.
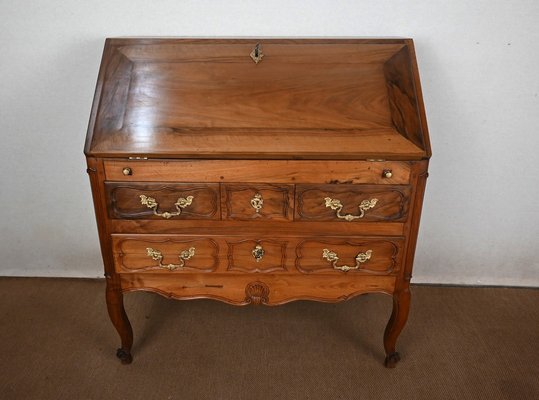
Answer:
[
  {"left": 105, "top": 182, "right": 220, "bottom": 220},
  {"left": 104, "top": 160, "right": 411, "bottom": 184},
  {"left": 113, "top": 236, "right": 219, "bottom": 273},
  {"left": 120, "top": 273, "right": 397, "bottom": 305},
  {"left": 85, "top": 38, "right": 429, "bottom": 160},
  {"left": 296, "top": 184, "right": 411, "bottom": 222},
  {"left": 221, "top": 184, "right": 294, "bottom": 221}
]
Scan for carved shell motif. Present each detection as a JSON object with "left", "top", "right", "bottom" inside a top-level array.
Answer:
[{"left": 245, "top": 281, "right": 270, "bottom": 305}]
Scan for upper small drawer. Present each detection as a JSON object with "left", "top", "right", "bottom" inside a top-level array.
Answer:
[
  {"left": 105, "top": 182, "right": 220, "bottom": 220},
  {"left": 296, "top": 185, "right": 410, "bottom": 222},
  {"left": 104, "top": 160, "right": 411, "bottom": 185},
  {"left": 221, "top": 184, "right": 293, "bottom": 221}
]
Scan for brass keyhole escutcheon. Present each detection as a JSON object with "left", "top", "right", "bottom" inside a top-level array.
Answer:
[
  {"left": 251, "top": 193, "right": 263, "bottom": 213},
  {"left": 250, "top": 43, "right": 264, "bottom": 64},
  {"left": 252, "top": 244, "right": 265, "bottom": 262}
]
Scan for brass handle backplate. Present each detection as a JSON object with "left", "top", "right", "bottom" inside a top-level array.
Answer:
[
  {"left": 146, "top": 247, "right": 195, "bottom": 271},
  {"left": 252, "top": 244, "right": 265, "bottom": 262},
  {"left": 322, "top": 248, "right": 372, "bottom": 272},
  {"left": 324, "top": 197, "right": 378, "bottom": 221},
  {"left": 250, "top": 193, "right": 263, "bottom": 213},
  {"left": 140, "top": 195, "right": 193, "bottom": 219}
]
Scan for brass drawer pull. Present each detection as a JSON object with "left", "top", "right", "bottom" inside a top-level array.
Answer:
[
  {"left": 146, "top": 247, "right": 195, "bottom": 271},
  {"left": 139, "top": 195, "right": 194, "bottom": 219},
  {"left": 252, "top": 244, "right": 265, "bottom": 262},
  {"left": 250, "top": 193, "right": 263, "bottom": 213},
  {"left": 324, "top": 197, "right": 378, "bottom": 221},
  {"left": 322, "top": 248, "right": 372, "bottom": 272}
]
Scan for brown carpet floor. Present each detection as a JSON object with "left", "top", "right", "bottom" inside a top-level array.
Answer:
[{"left": 0, "top": 278, "right": 537, "bottom": 400}]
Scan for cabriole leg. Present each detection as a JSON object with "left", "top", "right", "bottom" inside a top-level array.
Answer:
[
  {"left": 106, "top": 276, "right": 133, "bottom": 364},
  {"left": 383, "top": 288, "right": 411, "bottom": 368}
]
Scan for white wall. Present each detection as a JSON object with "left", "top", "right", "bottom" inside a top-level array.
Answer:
[{"left": 1, "top": 0, "right": 538, "bottom": 286}]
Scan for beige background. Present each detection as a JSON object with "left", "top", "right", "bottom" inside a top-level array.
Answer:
[{"left": 1, "top": 0, "right": 538, "bottom": 285}]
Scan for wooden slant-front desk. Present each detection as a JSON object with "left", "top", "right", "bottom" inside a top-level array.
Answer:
[{"left": 84, "top": 38, "right": 431, "bottom": 367}]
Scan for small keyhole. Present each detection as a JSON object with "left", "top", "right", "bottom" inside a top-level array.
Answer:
[{"left": 250, "top": 43, "right": 264, "bottom": 64}]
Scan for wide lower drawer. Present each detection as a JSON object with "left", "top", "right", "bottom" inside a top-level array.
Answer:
[{"left": 112, "top": 234, "right": 404, "bottom": 275}]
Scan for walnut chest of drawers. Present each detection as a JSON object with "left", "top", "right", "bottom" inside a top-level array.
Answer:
[{"left": 84, "top": 38, "right": 431, "bottom": 367}]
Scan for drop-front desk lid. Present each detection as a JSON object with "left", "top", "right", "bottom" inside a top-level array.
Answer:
[{"left": 85, "top": 38, "right": 431, "bottom": 160}]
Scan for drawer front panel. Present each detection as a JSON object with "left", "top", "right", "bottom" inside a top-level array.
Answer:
[
  {"left": 222, "top": 184, "right": 293, "bottom": 221},
  {"left": 120, "top": 274, "right": 397, "bottom": 306},
  {"left": 113, "top": 234, "right": 402, "bottom": 276},
  {"left": 226, "top": 239, "right": 288, "bottom": 273},
  {"left": 113, "top": 236, "right": 219, "bottom": 273},
  {"left": 296, "top": 238, "right": 403, "bottom": 274},
  {"left": 296, "top": 185, "right": 410, "bottom": 222},
  {"left": 104, "top": 160, "right": 411, "bottom": 185},
  {"left": 105, "top": 183, "right": 220, "bottom": 220}
]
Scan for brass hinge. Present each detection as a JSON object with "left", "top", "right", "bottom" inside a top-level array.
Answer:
[{"left": 128, "top": 156, "right": 148, "bottom": 160}]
